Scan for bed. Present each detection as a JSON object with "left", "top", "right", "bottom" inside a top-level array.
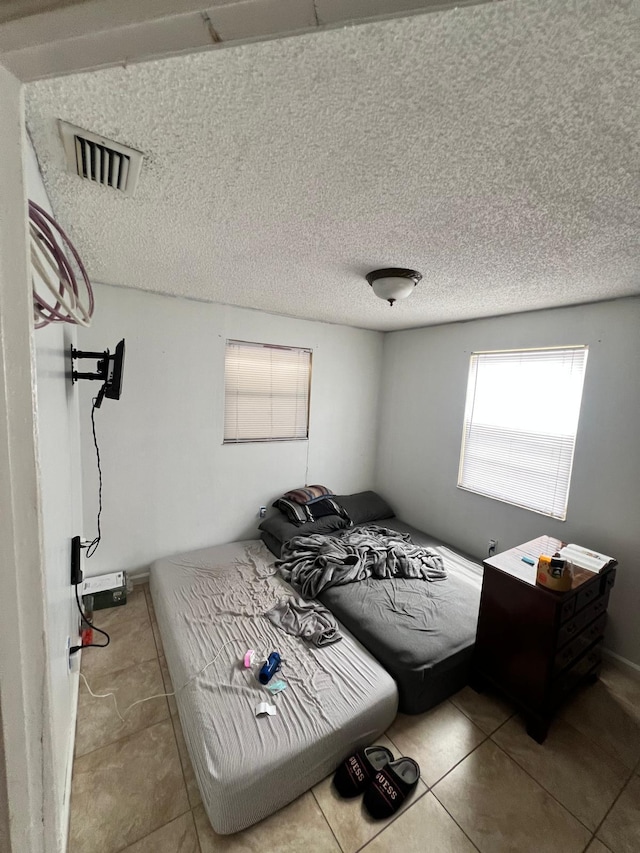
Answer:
[
  {"left": 149, "top": 539, "right": 397, "bottom": 835},
  {"left": 317, "top": 518, "right": 483, "bottom": 713},
  {"left": 260, "top": 500, "right": 484, "bottom": 715}
]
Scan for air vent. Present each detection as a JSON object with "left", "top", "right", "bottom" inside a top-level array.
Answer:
[{"left": 58, "top": 120, "right": 144, "bottom": 197}]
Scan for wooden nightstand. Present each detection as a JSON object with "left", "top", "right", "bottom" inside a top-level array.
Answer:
[{"left": 472, "top": 535, "right": 617, "bottom": 743}]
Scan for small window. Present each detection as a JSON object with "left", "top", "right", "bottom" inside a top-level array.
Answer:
[
  {"left": 458, "top": 346, "right": 588, "bottom": 520},
  {"left": 224, "top": 340, "right": 311, "bottom": 443}
]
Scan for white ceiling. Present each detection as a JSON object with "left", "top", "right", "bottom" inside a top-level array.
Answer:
[{"left": 25, "top": 0, "right": 640, "bottom": 332}]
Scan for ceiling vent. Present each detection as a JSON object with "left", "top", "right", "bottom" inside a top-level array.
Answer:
[{"left": 58, "top": 120, "right": 144, "bottom": 197}]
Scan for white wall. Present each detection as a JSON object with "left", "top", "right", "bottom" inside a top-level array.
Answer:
[
  {"left": 27, "top": 138, "right": 82, "bottom": 850},
  {"left": 376, "top": 297, "right": 640, "bottom": 666},
  {"left": 77, "top": 284, "right": 383, "bottom": 577}
]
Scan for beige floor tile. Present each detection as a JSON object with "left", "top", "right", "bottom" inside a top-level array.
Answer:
[
  {"left": 160, "top": 654, "right": 179, "bottom": 716},
  {"left": 560, "top": 675, "right": 640, "bottom": 770},
  {"left": 149, "top": 603, "right": 165, "bottom": 657},
  {"left": 597, "top": 775, "right": 640, "bottom": 853},
  {"left": 312, "top": 734, "right": 425, "bottom": 853},
  {"left": 493, "top": 715, "right": 628, "bottom": 830},
  {"left": 361, "top": 792, "right": 477, "bottom": 853},
  {"left": 386, "top": 701, "right": 485, "bottom": 787},
  {"left": 586, "top": 840, "right": 613, "bottom": 853},
  {"left": 75, "top": 658, "right": 169, "bottom": 757},
  {"left": 193, "top": 793, "right": 340, "bottom": 852},
  {"left": 120, "top": 811, "right": 200, "bottom": 853},
  {"left": 68, "top": 719, "right": 189, "bottom": 853},
  {"left": 450, "top": 685, "right": 513, "bottom": 735},
  {"left": 173, "top": 713, "right": 202, "bottom": 808},
  {"left": 143, "top": 584, "right": 164, "bottom": 650},
  {"left": 81, "top": 590, "right": 157, "bottom": 680},
  {"left": 599, "top": 658, "right": 640, "bottom": 724},
  {"left": 433, "top": 739, "right": 591, "bottom": 853}
]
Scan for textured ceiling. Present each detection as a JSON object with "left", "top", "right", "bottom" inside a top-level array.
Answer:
[{"left": 25, "top": 0, "right": 640, "bottom": 332}]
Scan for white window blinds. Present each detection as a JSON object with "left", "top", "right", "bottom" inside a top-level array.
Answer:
[
  {"left": 458, "top": 346, "right": 588, "bottom": 520},
  {"left": 224, "top": 340, "right": 311, "bottom": 443}
]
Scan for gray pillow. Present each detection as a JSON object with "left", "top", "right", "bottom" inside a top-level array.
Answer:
[
  {"left": 334, "top": 491, "right": 394, "bottom": 525},
  {"left": 259, "top": 513, "right": 350, "bottom": 544},
  {"left": 261, "top": 530, "right": 283, "bottom": 559}
]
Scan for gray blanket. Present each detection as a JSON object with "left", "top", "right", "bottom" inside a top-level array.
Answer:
[
  {"left": 277, "top": 525, "right": 447, "bottom": 599},
  {"left": 265, "top": 596, "right": 342, "bottom": 647}
]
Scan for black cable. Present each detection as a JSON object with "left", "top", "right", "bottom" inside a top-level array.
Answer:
[
  {"left": 70, "top": 393, "right": 111, "bottom": 654},
  {"left": 85, "top": 395, "right": 102, "bottom": 558},
  {"left": 70, "top": 581, "right": 110, "bottom": 653}
]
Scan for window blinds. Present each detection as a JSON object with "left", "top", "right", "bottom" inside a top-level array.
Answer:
[
  {"left": 457, "top": 346, "right": 588, "bottom": 520},
  {"left": 224, "top": 340, "right": 311, "bottom": 443}
]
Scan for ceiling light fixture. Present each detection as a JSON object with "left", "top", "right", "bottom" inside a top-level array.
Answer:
[{"left": 365, "top": 268, "right": 422, "bottom": 306}]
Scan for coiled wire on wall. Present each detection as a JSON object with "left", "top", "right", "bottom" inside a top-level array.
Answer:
[{"left": 29, "top": 200, "right": 94, "bottom": 329}]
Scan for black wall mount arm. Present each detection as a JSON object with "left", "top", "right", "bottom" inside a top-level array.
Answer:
[{"left": 70, "top": 348, "right": 110, "bottom": 383}]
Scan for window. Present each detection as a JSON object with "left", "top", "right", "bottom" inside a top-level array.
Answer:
[
  {"left": 457, "top": 346, "right": 588, "bottom": 520},
  {"left": 224, "top": 340, "right": 311, "bottom": 443}
]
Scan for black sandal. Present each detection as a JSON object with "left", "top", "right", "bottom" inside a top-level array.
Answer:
[
  {"left": 363, "top": 756, "right": 420, "bottom": 819},
  {"left": 333, "top": 745, "right": 395, "bottom": 798}
]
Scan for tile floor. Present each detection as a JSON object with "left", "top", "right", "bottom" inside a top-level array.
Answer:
[{"left": 69, "top": 584, "right": 640, "bottom": 853}]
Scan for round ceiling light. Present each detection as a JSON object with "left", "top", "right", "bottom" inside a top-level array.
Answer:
[{"left": 365, "top": 268, "right": 422, "bottom": 306}]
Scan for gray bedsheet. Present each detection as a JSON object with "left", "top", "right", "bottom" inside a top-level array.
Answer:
[
  {"left": 317, "top": 519, "right": 484, "bottom": 714},
  {"left": 150, "top": 539, "right": 397, "bottom": 834}
]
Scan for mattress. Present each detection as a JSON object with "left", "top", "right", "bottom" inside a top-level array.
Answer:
[
  {"left": 149, "top": 539, "right": 398, "bottom": 834},
  {"left": 317, "top": 519, "right": 484, "bottom": 714}
]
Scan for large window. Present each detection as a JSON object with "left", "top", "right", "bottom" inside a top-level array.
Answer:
[
  {"left": 224, "top": 340, "right": 311, "bottom": 443},
  {"left": 457, "top": 346, "right": 588, "bottom": 519}
]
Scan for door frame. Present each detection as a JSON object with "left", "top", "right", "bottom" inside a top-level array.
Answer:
[{"left": 0, "top": 63, "right": 58, "bottom": 853}]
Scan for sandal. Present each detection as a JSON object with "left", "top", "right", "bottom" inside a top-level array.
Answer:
[
  {"left": 363, "top": 756, "right": 420, "bottom": 819},
  {"left": 333, "top": 745, "right": 395, "bottom": 798}
]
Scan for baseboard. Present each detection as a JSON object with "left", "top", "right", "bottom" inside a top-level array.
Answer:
[
  {"left": 130, "top": 571, "right": 150, "bottom": 584},
  {"left": 60, "top": 669, "right": 79, "bottom": 852},
  {"left": 602, "top": 647, "right": 640, "bottom": 673}
]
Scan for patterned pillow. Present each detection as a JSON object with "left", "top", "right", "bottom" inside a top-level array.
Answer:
[
  {"left": 307, "top": 497, "right": 349, "bottom": 521},
  {"left": 282, "top": 485, "right": 334, "bottom": 505},
  {"left": 272, "top": 497, "right": 314, "bottom": 525}
]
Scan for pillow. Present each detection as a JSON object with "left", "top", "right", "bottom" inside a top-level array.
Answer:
[
  {"left": 333, "top": 491, "right": 394, "bottom": 525},
  {"left": 282, "top": 485, "right": 334, "bottom": 505},
  {"left": 272, "top": 497, "right": 313, "bottom": 525},
  {"left": 307, "top": 497, "right": 348, "bottom": 520},
  {"left": 261, "top": 530, "right": 283, "bottom": 559},
  {"left": 259, "top": 513, "right": 350, "bottom": 544}
]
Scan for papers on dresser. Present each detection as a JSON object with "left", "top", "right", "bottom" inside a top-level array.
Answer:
[{"left": 559, "top": 544, "right": 615, "bottom": 573}]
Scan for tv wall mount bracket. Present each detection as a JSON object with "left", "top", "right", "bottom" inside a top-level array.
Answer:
[
  {"left": 71, "top": 347, "right": 111, "bottom": 384},
  {"left": 70, "top": 339, "right": 125, "bottom": 407}
]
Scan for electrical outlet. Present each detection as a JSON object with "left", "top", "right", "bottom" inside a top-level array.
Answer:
[
  {"left": 259, "top": 506, "right": 267, "bottom": 519},
  {"left": 488, "top": 538, "right": 498, "bottom": 556}
]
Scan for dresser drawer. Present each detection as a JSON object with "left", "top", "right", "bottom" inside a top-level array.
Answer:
[
  {"left": 552, "top": 641, "right": 602, "bottom": 700},
  {"left": 553, "top": 612, "right": 607, "bottom": 675},
  {"left": 557, "top": 592, "right": 609, "bottom": 648},
  {"left": 560, "top": 596, "right": 576, "bottom": 624},
  {"left": 575, "top": 582, "right": 600, "bottom": 614}
]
